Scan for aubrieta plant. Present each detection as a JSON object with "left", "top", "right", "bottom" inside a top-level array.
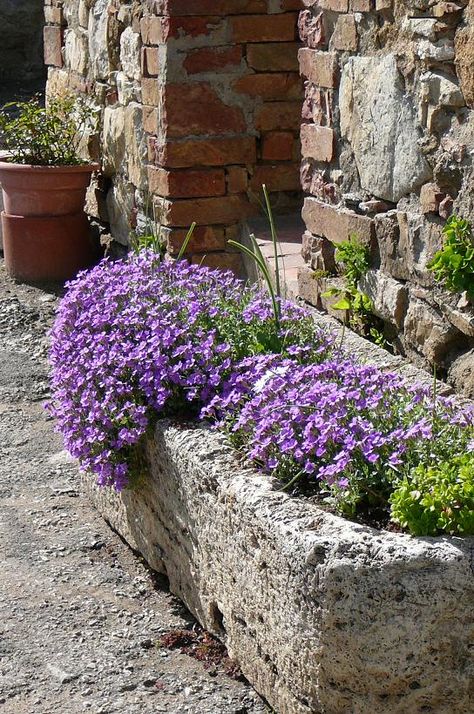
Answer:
[
  {"left": 49, "top": 253, "right": 331, "bottom": 490},
  {"left": 50, "top": 235, "right": 474, "bottom": 536}
]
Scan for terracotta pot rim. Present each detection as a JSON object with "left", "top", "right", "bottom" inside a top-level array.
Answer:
[{"left": 0, "top": 160, "right": 100, "bottom": 173}]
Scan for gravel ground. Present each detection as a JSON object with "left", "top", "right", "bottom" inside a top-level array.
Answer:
[{"left": 0, "top": 261, "right": 268, "bottom": 714}]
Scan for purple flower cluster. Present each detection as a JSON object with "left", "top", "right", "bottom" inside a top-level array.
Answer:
[
  {"left": 49, "top": 254, "right": 327, "bottom": 490},
  {"left": 203, "top": 357, "right": 474, "bottom": 499}
]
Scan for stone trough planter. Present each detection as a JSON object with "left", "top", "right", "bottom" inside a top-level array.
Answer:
[{"left": 82, "top": 420, "right": 474, "bottom": 714}]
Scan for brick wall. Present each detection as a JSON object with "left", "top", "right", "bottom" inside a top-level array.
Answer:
[
  {"left": 44, "top": 0, "right": 304, "bottom": 272},
  {"left": 297, "top": 0, "right": 474, "bottom": 397}
]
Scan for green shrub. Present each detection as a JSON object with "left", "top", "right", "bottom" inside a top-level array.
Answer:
[
  {"left": 390, "top": 454, "right": 474, "bottom": 536},
  {"left": 428, "top": 215, "right": 474, "bottom": 300}
]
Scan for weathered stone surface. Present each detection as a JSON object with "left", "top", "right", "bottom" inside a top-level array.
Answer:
[
  {"left": 359, "top": 269, "right": 408, "bottom": 328},
  {"left": 64, "top": 29, "right": 89, "bottom": 75},
  {"left": 125, "top": 102, "right": 147, "bottom": 190},
  {"left": 102, "top": 106, "right": 125, "bottom": 175},
  {"left": 339, "top": 54, "right": 431, "bottom": 202},
  {"left": 455, "top": 9, "right": 474, "bottom": 108},
  {"left": 120, "top": 26, "right": 141, "bottom": 82},
  {"left": 83, "top": 421, "right": 474, "bottom": 714},
  {"left": 88, "top": 0, "right": 113, "bottom": 80},
  {"left": 448, "top": 348, "right": 474, "bottom": 398},
  {"left": 404, "top": 296, "right": 463, "bottom": 363}
]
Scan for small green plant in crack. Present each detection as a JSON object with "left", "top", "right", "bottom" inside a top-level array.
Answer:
[
  {"left": 428, "top": 214, "right": 474, "bottom": 301},
  {"left": 322, "top": 234, "right": 389, "bottom": 349}
]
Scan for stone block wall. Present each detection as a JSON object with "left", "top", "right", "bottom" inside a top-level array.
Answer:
[
  {"left": 297, "top": 0, "right": 474, "bottom": 395},
  {"left": 44, "top": 0, "right": 304, "bottom": 271}
]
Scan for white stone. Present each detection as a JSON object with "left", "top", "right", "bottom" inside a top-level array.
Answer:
[
  {"left": 125, "top": 103, "right": 147, "bottom": 190},
  {"left": 102, "top": 106, "right": 125, "bottom": 175},
  {"left": 64, "top": 30, "right": 89, "bottom": 75},
  {"left": 120, "top": 26, "right": 141, "bottom": 82},
  {"left": 416, "top": 39, "right": 455, "bottom": 62},
  {"left": 105, "top": 180, "right": 135, "bottom": 245},
  {"left": 88, "top": 0, "right": 110, "bottom": 80},
  {"left": 82, "top": 421, "right": 474, "bottom": 714},
  {"left": 404, "top": 17, "right": 438, "bottom": 39},
  {"left": 420, "top": 71, "right": 465, "bottom": 107},
  {"left": 339, "top": 54, "right": 431, "bottom": 202}
]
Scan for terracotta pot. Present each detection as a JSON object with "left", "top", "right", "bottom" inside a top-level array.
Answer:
[
  {"left": 0, "top": 162, "right": 99, "bottom": 216},
  {"left": 0, "top": 161, "right": 100, "bottom": 282},
  {"left": 2, "top": 212, "right": 98, "bottom": 282}
]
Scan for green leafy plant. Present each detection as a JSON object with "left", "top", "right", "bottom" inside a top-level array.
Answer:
[
  {"left": 390, "top": 454, "right": 474, "bottom": 536},
  {"left": 228, "top": 184, "right": 282, "bottom": 333},
  {"left": 333, "top": 234, "right": 370, "bottom": 288},
  {"left": 428, "top": 215, "right": 474, "bottom": 300},
  {"left": 0, "top": 95, "right": 92, "bottom": 166}
]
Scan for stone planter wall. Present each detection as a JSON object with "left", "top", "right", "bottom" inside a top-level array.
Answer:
[
  {"left": 43, "top": 0, "right": 304, "bottom": 271},
  {"left": 297, "top": 0, "right": 474, "bottom": 396},
  {"left": 83, "top": 419, "right": 474, "bottom": 714}
]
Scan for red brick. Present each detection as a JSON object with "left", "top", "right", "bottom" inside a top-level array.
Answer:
[
  {"left": 183, "top": 46, "right": 243, "bottom": 74},
  {"left": 148, "top": 167, "right": 226, "bottom": 198},
  {"left": 165, "top": 225, "right": 226, "bottom": 255},
  {"left": 153, "top": 0, "right": 267, "bottom": 15},
  {"left": 141, "top": 15, "right": 224, "bottom": 44},
  {"left": 255, "top": 101, "right": 302, "bottom": 131},
  {"left": 331, "top": 14, "right": 358, "bottom": 51},
  {"left": 141, "top": 78, "right": 161, "bottom": 106},
  {"left": 143, "top": 105, "right": 158, "bottom": 134},
  {"left": 250, "top": 163, "right": 300, "bottom": 192},
  {"left": 163, "top": 83, "right": 246, "bottom": 138},
  {"left": 302, "top": 198, "right": 374, "bottom": 245},
  {"left": 262, "top": 132, "right": 294, "bottom": 161},
  {"left": 142, "top": 47, "right": 160, "bottom": 77},
  {"left": 247, "top": 43, "right": 301, "bottom": 72},
  {"left": 162, "top": 195, "right": 254, "bottom": 226},
  {"left": 298, "top": 48, "right": 339, "bottom": 88},
  {"left": 44, "top": 26, "right": 63, "bottom": 67},
  {"left": 226, "top": 166, "right": 248, "bottom": 193},
  {"left": 234, "top": 73, "right": 302, "bottom": 100},
  {"left": 155, "top": 136, "right": 257, "bottom": 168},
  {"left": 191, "top": 252, "right": 244, "bottom": 275},
  {"left": 300, "top": 124, "right": 334, "bottom": 162},
  {"left": 231, "top": 14, "right": 298, "bottom": 42}
]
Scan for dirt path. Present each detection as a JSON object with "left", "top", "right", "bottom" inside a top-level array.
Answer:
[{"left": 0, "top": 262, "right": 267, "bottom": 714}]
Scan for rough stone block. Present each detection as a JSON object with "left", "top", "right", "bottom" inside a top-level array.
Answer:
[
  {"left": 302, "top": 197, "right": 374, "bottom": 245},
  {"left": 298, "top": 48, "right": 339, "bottom": 88},
  {"left": 83, "top": 422, "right": 474, "bottom": 714},
  {"left": 330, "top": 14, "right": 358, "bottom": 51},
  {"left": 359, "top": 269, "right": 408, "bottom": 328},
  {"left": 300, "top": 124, "right": 334, "bottom": 162},
  {"left": 44, "top": 25, "right": 63, "bottom": 67}
]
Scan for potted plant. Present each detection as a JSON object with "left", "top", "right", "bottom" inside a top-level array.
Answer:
[{"left": 0, "top": 95, "right": 99, "bottom": 281}]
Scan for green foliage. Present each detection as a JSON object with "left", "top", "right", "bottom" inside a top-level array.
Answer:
[
  {"left": 428, "top": 215, "right": 474, "bottom": 300},
  {"left": 334, "top": 234, "right": 371, "bottom": 289},
  {"left": 228, "top": 184, "right": 282, "bottom": 333},
  {"left": 390, "top": 454, "right": 474, "bottom": 536},
  {"left": 0, "top": 95, "right": 93, "bottom": 166}
]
